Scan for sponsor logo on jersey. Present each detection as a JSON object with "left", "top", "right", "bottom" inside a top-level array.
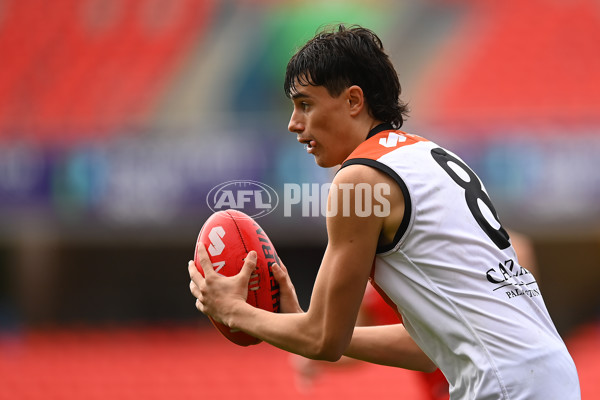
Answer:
[{"left": 485, "top": 258, "right": 540, "bottom": 299}]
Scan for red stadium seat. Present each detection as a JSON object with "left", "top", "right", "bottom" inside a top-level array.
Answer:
[
  {"left": 420, "top": 0, "right": 600, "bottom": 133},
  {"left": 0, "top": 0, "right": 217, "bottom": 143}
]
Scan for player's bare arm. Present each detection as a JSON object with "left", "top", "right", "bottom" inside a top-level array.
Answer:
[
  {"left": 346, "top": 324, "right": 437, "bottom": 372},
  {"left": 269, "top": 247, "right": 437, "bottom": 372},
  {"left": 190, "top": 163, "right": 436, "bottom": 371},
  {"left": 335, "top": 165, "right": 436, "bottom": 372},
  {"left": 191, "top": 164, "right": 386, "bottom": 360}
]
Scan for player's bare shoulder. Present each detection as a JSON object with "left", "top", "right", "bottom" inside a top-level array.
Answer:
[{"left": 330, "top": 164, "right": 404, "bottom": 247}]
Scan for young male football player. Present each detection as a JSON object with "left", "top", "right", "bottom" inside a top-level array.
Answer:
[{"left": 189, "top": 25, "right": 580, "bottom": 399}]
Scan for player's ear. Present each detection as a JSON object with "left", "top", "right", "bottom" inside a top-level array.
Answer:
[{"left": 347, "top": 85, "right": 365, "bottom": 117}]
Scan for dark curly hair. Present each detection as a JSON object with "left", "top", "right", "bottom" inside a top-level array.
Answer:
[{"left": 284, "top": 24, "right": 409, "bottom": 128}]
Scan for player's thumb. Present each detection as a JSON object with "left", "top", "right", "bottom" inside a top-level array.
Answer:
[{"left": 240, "top": 251, "right": 258, "bottom": 279}]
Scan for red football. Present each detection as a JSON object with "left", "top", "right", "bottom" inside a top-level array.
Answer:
[{"left": 194, "top": 209, "right": 281, "bottom": 346}]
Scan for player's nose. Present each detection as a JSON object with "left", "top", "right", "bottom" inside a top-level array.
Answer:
[{"left": 288, "top": 109, "right": 304, "bottom": 134}]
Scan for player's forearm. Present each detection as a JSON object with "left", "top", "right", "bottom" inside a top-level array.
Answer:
[
  {"left": 227, "top": 301, "right": 348, "bottom": 361},
  {"left": 344, "top": 324, "right": 437, "bottom": 372}
]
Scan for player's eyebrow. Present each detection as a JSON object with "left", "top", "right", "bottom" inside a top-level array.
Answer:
[{"left": 290, "top": 91, "right": 310, "bottom": 100}]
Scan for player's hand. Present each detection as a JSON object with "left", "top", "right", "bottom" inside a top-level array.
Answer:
[
  {"left": 271, "top": 262, "right": 303, "bottom": 313},
  {"left": 188, "top": 244, "right": 257, "bottom": 325}
]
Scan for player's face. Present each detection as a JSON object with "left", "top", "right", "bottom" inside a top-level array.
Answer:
[{"left": 288, "top": 82, "right": 358, "bottom": 168}]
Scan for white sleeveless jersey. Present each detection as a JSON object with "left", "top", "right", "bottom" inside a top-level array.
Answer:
[{"left": 341, "top": 126, "right": 580, "bottom": 400}]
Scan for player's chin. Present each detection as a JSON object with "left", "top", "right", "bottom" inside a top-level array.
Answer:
[{"left": 314, "top": 154, "right": 340, "bottom": 168}]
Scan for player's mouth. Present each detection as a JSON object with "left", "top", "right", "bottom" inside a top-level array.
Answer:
[{"left": 303, "top": 140, "right": 317, "bottom": 154}]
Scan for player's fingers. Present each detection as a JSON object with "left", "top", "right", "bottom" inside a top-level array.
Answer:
[
  {"left": 272, "top": 262, "right": 302, "bottom": 313},
  {"left": 188, "top": 260, "right": 206, "bottom": 287},
  {"left": 271, "top": 263, "right": 288, "bottom": 283},
  {"left": 189, "top": 279, "right": 201, "bottom": 298},
  {"left": 195, "top": 298, "right": 204, "bottom": 313},
  {"left": 195, "top": 243, "right": 215, "bottom": 276},
  {"left": 277, "top": 261, "right": 288, "bottom": 273},
  {"left": 272, "top": 262, "right": 297, "bottom": 296},
  {"left": 272, "top": 262, "right": 293, "bottom": 286},
  {"left": 240, "top": 251, "right": 258, "bottom": 279}
]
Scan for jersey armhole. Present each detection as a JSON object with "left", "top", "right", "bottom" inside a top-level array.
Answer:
[{"left": 339, "top": 158, "right": 412, "bottom": 254}]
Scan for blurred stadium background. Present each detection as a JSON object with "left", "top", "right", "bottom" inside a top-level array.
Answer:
[{"left": 0, "top": 0, "right": 598, "bottom": 398}]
